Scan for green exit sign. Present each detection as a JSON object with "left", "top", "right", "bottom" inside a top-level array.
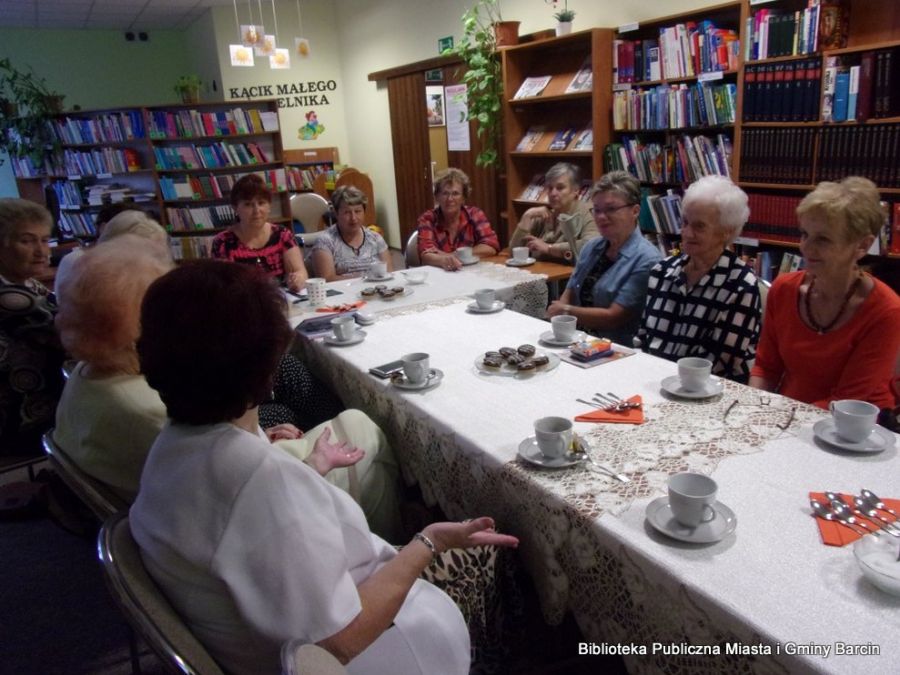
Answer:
[{"left": 438, "top": 36, "right": 454, "bottom": 53}]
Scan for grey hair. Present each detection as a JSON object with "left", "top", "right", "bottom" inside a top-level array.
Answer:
[
  {"left": 545, "top": 162, "right": 580, "bottom": 187},
  {"left": 331, "top": 185, "right": 367, "bottom": 212},
  {"left": 98, "top": 210, "right": 169, "bottom": 246},
  {"left": 682, "top": 175, "right": 749, "bottom": 242},
  {"left": 590, "top": 170, "right": 641, "bottom": 205},
  {"left": 433, "top": 168, "right": 471, "bottom": 199},
  {"left": 0, "top": 198, "right": 52, "bottom": 246}
]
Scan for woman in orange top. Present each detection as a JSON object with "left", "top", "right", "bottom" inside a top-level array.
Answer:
[{"left": 750, "top": 177, "right": 900, "bottom": 409}]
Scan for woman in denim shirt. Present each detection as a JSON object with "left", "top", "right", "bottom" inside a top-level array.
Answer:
[{"left": 547, "top": 172, "right": 662, "bottom": 346}]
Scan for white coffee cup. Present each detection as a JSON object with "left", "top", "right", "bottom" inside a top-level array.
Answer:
[
  {"left": 534, "top": 416, "right": 573, "bottom": 459},
  {"left": 402, "top": 352, "right": 430, "bottom": 384},
  {"left": 369, "top": 261, "right": 387, "bottom": 279},
  {"left": 474, "top": 288, "right": 495, "bottom": 310},
  {"left": 829, "top": 399, "right": 879, "bottom": 443},
  {"left": 677, "top": 357, "right": 712, "bottom": 392},
  {"left": 668, "top": 472, "right": 718, "bottom": 528},
  {"left": 331, "top": 315, "right": 356, "bottom": 341},
  {"left": 456, "top": 246, "right": 474, "bottom": 263},
  {"left": 551, "top": 314, "right": 577, "bottom": 341},
  {"left": 405, "top": 268, "right": 428, "bottom": 284},
  {"left": 306, "top": 277, "right": 327, "bottom": 306},
  {"left": 512, "top": 246, "right": 529, "bottom": 262}
]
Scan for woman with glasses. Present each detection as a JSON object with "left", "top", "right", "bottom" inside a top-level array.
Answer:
[
  {"left": 637, "top": 175, "right": 761, "bottom": 382},
  {"left": 547, "top": 171, "right": 662, "bottom": 346},
  {"left": 510, "top": 162, "right": 598, "bottom": 265},
  {"left": 416, "top": 168, "right": 500, "bottom": 271}
]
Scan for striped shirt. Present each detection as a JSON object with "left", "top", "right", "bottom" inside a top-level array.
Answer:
[{"left": 637, "top": 250, "right": 761, "bottom": 382}]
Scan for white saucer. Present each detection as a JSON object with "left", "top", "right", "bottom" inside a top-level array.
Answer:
[
  {"left": 459, "top": 257, "right": 479, "bottom": 266},
  {"left": 645, "top": 496, "right": 737, "bottom": 544},
  {"left": 812, "top": 419, "right": 894, "bottom": 454},
  {"left": 539, "top": 330, "right": 586, "bottom": 347},
  {"left": 467, "top": 300, "right": 506, "bottom": 314},
  {"left": 660, "top": 375, "right": 724, "bottom": 399},
  {"left": 324, "top": 330, "right": 367, "bottom": 346},
  {"left": 363, "top": 273, "right": 395, "bottom": 282},
  {"left": 506, "top": 257, "right": 536, "bottom": 267},
  {"left": 517, "top": 437, "right": 579, "bottom": 468},
  {"left": 390, "top": 368, "right": 444, "bottom": 391}
]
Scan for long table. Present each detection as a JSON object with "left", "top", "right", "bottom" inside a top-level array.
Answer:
[{"left": 296, "top": 300, "right": 900, "bottom": 675}]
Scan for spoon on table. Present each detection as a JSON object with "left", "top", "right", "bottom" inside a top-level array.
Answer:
[
  {"left": 810, "top": 499, "right": 870, "bottom": 536},
  {"left": 860, "top": 489, "right": 898, "bottom": 518},
  {"left": 851, "top": 498, "right": 900, "bottom": 537},
  {"left": 829, "top": 499, "right": 881, "bottom": 536}
]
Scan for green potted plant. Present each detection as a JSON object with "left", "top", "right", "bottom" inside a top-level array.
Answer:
[
  {"left": 0, "top": 57, "right": 64, "bottom": 170},
  {"left": 174, "top": 75, "right": 202, "bottom": 104},
  {"left": 548, "top": 0, "right": 576, "bottom": 35},
  {"left": 445, "top": 0, "right": 515, "bottom": 167}
]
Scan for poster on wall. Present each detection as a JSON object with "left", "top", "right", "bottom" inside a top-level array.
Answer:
[
  {"left": 230, "top": 44, "right": 255, "bottom": 67},
  {"left": 295, "top": 37, "right": 311, "bottom": 57},
  {"left": 270, "top": 49, "right": 290, "bottom": 69},
  {"left": 256, "top": 34, "right": 276, "bottom": 57},
  {"left": 426, "top": 86, "right": 445, "bottom": 127},
  {"left": 445, "top": 84, "right": 470, "bottom": 151}
]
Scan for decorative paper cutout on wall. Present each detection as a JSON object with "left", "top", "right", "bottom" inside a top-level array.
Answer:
[
  {"left": 230, "top": 44, "right": 255, "bottom": 67},
  {"left": 270, "top": 49, "right": 290, "bottom": 69},
  {"left": 256, "top": 34, "right": 276, "bottom": 57},
  {"left": 299, "top": 110, "right": 325, "bottom": 140},
  {"left": 240, "top": 24, "right": 265, "bottom": 47},
  {"left": 295, "top": 37, "right": 311, "bottom": 57}
]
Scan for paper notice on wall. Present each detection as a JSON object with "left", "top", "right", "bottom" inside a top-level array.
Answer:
[{"left": 445, "top": 84, "right": 470, "bottom": 152}]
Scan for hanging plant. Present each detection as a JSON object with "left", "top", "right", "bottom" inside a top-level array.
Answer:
[{"left": 0, "top": 57, "right": 64, "bottom": 169}]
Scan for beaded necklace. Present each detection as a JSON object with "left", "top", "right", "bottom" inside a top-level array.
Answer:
[
  {"left": 338, "top": 228, "right": 365, "bottom": 256},
  {"left": 804, "top": 272, "right": 862, "bottom": 335}
]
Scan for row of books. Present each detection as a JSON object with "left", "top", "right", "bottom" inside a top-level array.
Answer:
[
  {"left": 165, "top": 205, "right": 236, "bottom": 232},
  {"left": 159, "top": 168, "right": 287, "bottom": 201},
  {"left": 612, "top": 81, "right": 736, "bottom": 131},
  {"left": 817, "top": 125, "right": 900, "bottom": 187},
  {"left": 47, "top": 147, "right": 143, "bottom": 177},
  {"left": 168, "top": 235, "right": 216, "bottom": 261},
  {"left": 49, "top": 111, "right": 146, "bottom": 145},
  {"left": 749, "top": 250, "right": 806, "bottom": 283},
  {"left": 51, "top": 180, "right": 153, "bottom": 209},
  {"left": 746, "top": 1, "right": 846, "bottom": 61},
  {"left": 640, "top": 188, "right": 684, "bottom": 236},
  {"left": 286, "top": 163, "right": 333, "bottom": 191},
  {"left": 153, "top": 141, "right": 271, "bottom": 171},
  {"left": 604, "top": 133, "right": 732, "bottom": 185},
  {"left": 613, "top": 20, "right": 739, "bottom": 84},
  {"left": 823, "top": 48, "right": 900, "bottom": 123},
  {"left": 742, "top": 193, "right": 804, "bottom": 245},
  {"left": 739, "top": 128, "right": 816, "bottom": 185},
  {"left": 514, "top": 124, "right": 593, "bottom": 152},
  {"left": 742, "top": 60, "right": 821, "bottom": 123},
  {"left": 511, "top": 58, "right": 592, "bottom": 99},
  {"left": 517, "top": 176, "right": 593, "bottom": 203},
  {"left": 147, "top": 108, "right": 279, "bottom": 139},
  {"left": 57, "top": 211, "right": 97, "bottom": 238}
]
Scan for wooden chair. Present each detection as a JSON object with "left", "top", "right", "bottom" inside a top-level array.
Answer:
[
  {"left": 334, "top": 168, "right": 376, "bottom": 225},
  {"left": 98, "top": 512, "right": 226, "bottom": 675}
]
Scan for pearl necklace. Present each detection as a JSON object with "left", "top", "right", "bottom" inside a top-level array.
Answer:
[{"left": 804, "top": 272, "right": 862, "bottom": 335}]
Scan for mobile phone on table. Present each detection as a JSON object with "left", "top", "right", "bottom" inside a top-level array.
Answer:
[{"left": 369, "top": 359, "right": 405, "bottom": 379}]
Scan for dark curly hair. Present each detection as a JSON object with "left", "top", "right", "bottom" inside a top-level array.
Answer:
[{"left": 138, "top": 259, "right": 293, "bottom": 425}]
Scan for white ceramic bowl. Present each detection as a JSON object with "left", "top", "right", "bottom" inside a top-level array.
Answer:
[
  {"left": 853, "top": 534, "right": 900, "bottom": 596},
  {"left": 404, "top": 269, "right": 428, "bottom": 284}
]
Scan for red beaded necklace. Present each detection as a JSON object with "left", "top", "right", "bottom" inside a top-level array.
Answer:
[{"left": 803, "top": 272, "right": 863, "bottom": 335}]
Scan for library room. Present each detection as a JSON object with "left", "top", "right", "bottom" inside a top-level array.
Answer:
[{"left": 1, "top": 1, "right": 899, "bottom": 674}]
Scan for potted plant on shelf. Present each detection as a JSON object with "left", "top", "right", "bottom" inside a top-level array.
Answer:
[
  {"left": 174, "top": 74, "right": 202, "bottom": 104},
  {"left": 445, "top": 0, "right": 513, "bottom": 167},
  {"left": 548, "top": 0, "right": 576, "bottom": 36},
  {"left": 0, "top": 57, "right": 64, "bottom": 170}
]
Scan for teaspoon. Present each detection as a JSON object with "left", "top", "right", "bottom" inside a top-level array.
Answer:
[
  {"left": 860, "top": 489, "right": 898, "bottom": 518},
  {"left": 829, "top": 499, "right": 880, "bottom": 535},
  {"left": 852, "top": 498, "right": 900, "bottom": 537},
  {"left": 810, "top": 500, "right": 868, "bottom": 535}
]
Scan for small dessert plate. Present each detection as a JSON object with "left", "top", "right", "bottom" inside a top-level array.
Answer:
[
  {"left": 467, "top": 300, "right": 506, "bottom": 314},
  {"left": 539, "top": 330, "right": 586, "bottom": 347},
  {"left": 812, "top": 419, "right": 894, "bottom": 454},
  {"left": 660, "top": 375, "right": 724, "bottom": 399},
  {"left": 474, "top": 351, "right": 560, "bottom": 377},
  {"left": 506, "top": 257, "right": 536, "bottom": 267},
  {"left": 390, "top": 368, "right": 444, "bottom": 391},
  {"left": 363, "top": 273, "right": 395, "bottom": 282},
  {"left": 517, "top": 437, "right": 579, "bottom": 469},
  {"left": 645, "top": 496, "right": 737, "bottom": 544},
  {"left": 324, "top": 330, "right": 367, "bottom": 346},
  {"left": 459, "top": 257, "right": 479, "bottom": 266},
  {"left": 359, "top": 287, "right": 413, "bottom": 301}
]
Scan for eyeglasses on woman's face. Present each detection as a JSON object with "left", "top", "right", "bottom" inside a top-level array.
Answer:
[{"left": 590, "top": 203, "right": 633, "bottom": 218}]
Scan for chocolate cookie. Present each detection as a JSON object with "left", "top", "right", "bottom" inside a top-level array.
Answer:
[
  {"left": 499, "top": 347, "right": 517, "bottom": 358},
  {"left": 516, "top": 360, "right": 536, "bottom": 372},
  {"left": 517, "top": 344, "right": 536, "bottom": 357},
  {"left": 482, "top": 355, "right": 503, "bottom": 369},
  {"left": 531, "top": 354, "right": 550, "bottom": 368},
  {"left": 391, "top": 287, "right": 405, "bottom": 294},
  {"left": 361, "top": 287, "right": 377, "bottom": 297},
  {"left": 380, "top": 290, "right": 396, "bottom": 299},
  {"left": 506, "top": 353, "right": 525, "bottom": 366}
]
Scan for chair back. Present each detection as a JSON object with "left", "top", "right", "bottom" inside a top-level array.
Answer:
[
  {"left": 42, "top": 431, "right": 128, "bottom": 520},
  {"left": 281, "top": 639, "right": 347, "bottom": 675},
  {"left": 290, "top": 193, "right": 331, "bottom": 233},
  {"left": 98, "top": 513, "right": 226, "bottom": 675},
  {"left": 334, "top": 169, "right": 375, "bottom": 223},
  {"left": 405, "top": 230, "right": 420, "bottom": 268}
]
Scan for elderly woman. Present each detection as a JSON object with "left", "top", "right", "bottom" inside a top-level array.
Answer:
[
  {"left": 0, "top": 198, "right": 64, "bottom": 456},
  {"left": 131, "top": 260, "right": 518, "bottom": 673},
  {"left": 416, "top": 168, "right": 499, "bottom": 271},
  {"left": 637, "top": 175, "right": 761, "bottom": 382},
  {"left": 510, "top": 162, "right": 598, "bottom": 265},
  {"left": 312, "top": 185, "right": 391, "bottom": 281},
  {"left": 55, "top": 237, "right": 402, "bottom": 538},
  {"left": 211, "top": 173, "right": 307, "bottom": 291},
  {"left": 750, "top": 177, "right": 900, "bottom": 409},
  {"left": 547, "top": 171, "right": 662, "bottom": 346}
]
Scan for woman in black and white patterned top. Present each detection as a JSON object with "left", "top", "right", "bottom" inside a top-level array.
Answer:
[
  {"left": 637, "top": 175, "right": 761, "bottom": 383},
  {"left": 312, "top": 186, "right": 390, "bottom": 281}
]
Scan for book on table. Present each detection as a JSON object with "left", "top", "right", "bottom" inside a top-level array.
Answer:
[{"left": 513, "top": 76, "right": 552, "bottom": 99}]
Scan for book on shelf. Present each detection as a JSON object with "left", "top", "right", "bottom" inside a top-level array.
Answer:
[
  {"left": 548, "top": 127, "right": 579, "bottom": 151},
  {"left": 818, "top": 0, "right": 849, "bottom": 51},
  {"left": 571, "top": 124, "right": 593, "bottom": 151},
  {"left": 831, "top": 69, "right": 851, "bottom": 122},
  {"left": 891, "top": 203, "right": 900, "bottom": 255},
  {"left": 565, "top": 57, "right": 593, "bottom": 93},
  {"left": 513, "top": 76, "right": 552, "bottom": 99},
  {"left": 822, "top": 57, "right": 838, "bottom": 122},
  {"left": 846, "top": 65, "right": 860, "bottom": 122},
  {"left": 515, "top": 126, "right": 546, "bottom": 152},
  {"left": 747, "top": 4, "right": 825, "bottom": 61},
  {"left": 518, "top": 174, "right": 547, "bottom": 202},
  {"left": 613, "top": 80, "right": 736, "bottom": 131}
]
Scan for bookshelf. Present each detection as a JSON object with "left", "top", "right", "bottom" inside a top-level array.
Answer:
[
  {"left": 283, "top": 146, "right": 340, "bottom": 193},
  {"left": 13, "top": 99, "right": 290, "bottom": 257},
  {"left": 501, "top": 28, "right": 614, "bottom": 241}
]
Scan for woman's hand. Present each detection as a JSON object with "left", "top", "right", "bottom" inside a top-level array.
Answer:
[
  {"left": 422, "top": 517, "right": 519, "bottom": 554},
  {"left": 524, "top": 234, "right": 551, "bottom": 257},
  {"left": 264, "top": 423, "right": 303, "bottom": 442},
  {"left": 546, "top": 299, "right": 572, "bottom": 318},
  {"left": 441, "top": 253, "right": 463, "bottom": 271},
  {"left": 286, "top": 271, "right": 306, "bottom": 292},
  {"left": 306, "top": 427, "right": 365, "bottom": 476}
]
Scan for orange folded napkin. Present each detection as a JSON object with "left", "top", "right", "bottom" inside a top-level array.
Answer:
[
  {"left": 315, "top": 301, "right": 366, "bottom": 313},
  {"left": 575, "top": 395, "right": 644, "bottom": 424},
  {"left": 810, "top": 491, "right": 900, "bottom": 546}
]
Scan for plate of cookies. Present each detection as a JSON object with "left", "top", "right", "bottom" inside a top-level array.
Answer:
[
  {"left": 475, "top": 344, "right": 560, "bottom": 378},
  {"left": 359, "top": 285, "right": 414, "bottom": 301}
]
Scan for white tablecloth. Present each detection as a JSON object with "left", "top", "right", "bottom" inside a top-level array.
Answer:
[{"left": 296, "top": 303, "right": 900, "bottom": 675}]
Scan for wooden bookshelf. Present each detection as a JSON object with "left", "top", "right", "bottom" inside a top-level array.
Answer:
[{"left": 283, "top": 146, "right": 339, "bottom": 193}]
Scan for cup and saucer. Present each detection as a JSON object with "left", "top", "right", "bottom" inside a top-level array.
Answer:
[
  {"left": 324, "top": 329, "right": 367, "bottom": 346},
  {"left": 812, "top": 419, "right": 895, "bottom": 454},
  {"left": 517, "top": 417, "right": 579, "bottom": 469},
  {"left": 364, "top": 272, "right": 395, "bottom": 283},
  {"left": 660, "top": 375, "right": 724, "bottom": 399},
  {"left": 645, "top": 472, "right": 737, "bottom": 544},
  {"left": 506, "top": 257, "right": 536, "bottom": 267},
  {"left": 390, "top": 368, "right": 444, "bottom": 391},
  {"left": 458, "top": 256, "right": 479, "bottom": 266},
  {"left": 467, "top": 300, "right": 505, "bottom": 314},
  {"left": 539, "top": 330, "right": 585, "bottom": 347},
  {"left": 517, "top": 437, "right": 579, "bottom": 468},
  {"left": 661, "top": 358, "right": 724, "bottom": 399}
]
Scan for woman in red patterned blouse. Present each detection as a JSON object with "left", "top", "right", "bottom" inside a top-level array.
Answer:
[{"left": 212, "top": 174, "right": 308, "bottom": 291}]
